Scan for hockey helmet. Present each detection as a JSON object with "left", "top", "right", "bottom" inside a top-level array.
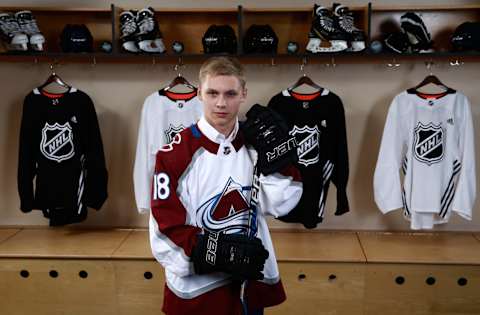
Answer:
[
  {"left": 384, "top": 31, "right": 411, "bottom": 54},
  {"left": 60, "top": 24, "right": 93, "bottom": 53},
  {"left": 451, "top": 22, "right": 480, "bottom": 51},
  {"left": 202, "top": 25, "right": 237, "bottom": 54},
  {"left": 243, "top": 25, "right": 278, "bottom": 54}
]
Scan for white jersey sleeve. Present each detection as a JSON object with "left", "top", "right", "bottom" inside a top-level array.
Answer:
[
  {"left": 451, "top": 95, "right": 476, "bottom": 220},
  {"left": 373, "top": 95, "right": 405, "bottom": 213},
  {"left": 133, "top": 96, "right": 155, "bottom": 214}
]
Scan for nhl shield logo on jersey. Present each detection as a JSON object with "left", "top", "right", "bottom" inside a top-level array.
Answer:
[
  {"left": 414, "top": 122, "right": 444, "bottom": 165},
  {"left": 289, "top": 125, "right": 320, "bottom": 167},
  {"left": 197, "top": 177, "right": 252, "bottom": 234},
  {"left": 164, "top": 124, "right": 185, "bottom": 144},
  {"left": 40, "top": 122, "right": 75, "bottom": 163}
]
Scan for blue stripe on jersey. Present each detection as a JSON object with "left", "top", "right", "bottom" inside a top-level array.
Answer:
[{"left": 190, "top": 124, "right": 201, "bottom": 138}]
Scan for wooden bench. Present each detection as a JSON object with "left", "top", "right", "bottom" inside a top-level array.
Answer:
[{"left": 0, "top": 228, "right": 479, "bottom": 315}]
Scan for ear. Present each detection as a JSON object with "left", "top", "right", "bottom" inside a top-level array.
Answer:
[
  {"left": 241, "top": 87, "right": 248, "bottom": 101},
  {"left": 197, "top": 85, "right": 203, "bottom": 101}
]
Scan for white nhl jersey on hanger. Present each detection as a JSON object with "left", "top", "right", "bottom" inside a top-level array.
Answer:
[
  {"left": 134, "top": 90, "right": 203, "bottom": 213},
  {"left": 374, "top": 90, "right": 476, "bottom": 229}
]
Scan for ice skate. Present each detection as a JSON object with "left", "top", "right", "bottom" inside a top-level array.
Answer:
[
  {"left": 120, "top": 10, "right": 139, "bottom": 53},
  {"left": 306, "top": 5, "right": 348, "bottom": 53},
  {"left": 15, "top": 10, "right": 45, "bottom": 51},
  {"left": 0, "top": 12, "right": 28, "bottom": 51},
  {"left": 136, "top": 7, "right": 166, "bottom": 53},
  {"left": 332, "top": 3, "right": 366, "bottom": 52}
]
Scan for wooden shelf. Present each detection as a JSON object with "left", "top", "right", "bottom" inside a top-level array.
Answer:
[
  {"left": 272, "top": 231, "right": 366, "bottom": 263},
  {"left": 0, "top": 229, "right": 19, "bottom": 245},
  {"left": 358, "top": 232, "right": 480, "bottom": 265},
  {"left": 0, "top": 4, "right": 478, "bottom": 62},
  {"left": 112, "top": 229, "right": 152, "bottom": 259},
  {"left": 0, "top": 228, "right": 131, "bottom": 259}
]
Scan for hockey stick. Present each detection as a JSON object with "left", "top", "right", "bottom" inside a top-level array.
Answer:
[{"left": 240, "top": 164, "right": 260, "bottom": 315}]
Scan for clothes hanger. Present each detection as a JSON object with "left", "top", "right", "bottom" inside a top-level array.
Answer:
[
  {"left": 288, "top": 56, "right": 323, "bottom": 93},
  {"left": 163, "top": 57, "right": 196, "bottom": 92},
  {"left": 38, "top": 63, "right": 71, "bottom": 92},
  {"left": 407, "top": 60, "right": 455, "bottom": 94}
]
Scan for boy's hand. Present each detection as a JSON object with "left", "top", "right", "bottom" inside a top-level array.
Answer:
[{"left": 192, "top": 231, "right": 269, "bottom": 281}]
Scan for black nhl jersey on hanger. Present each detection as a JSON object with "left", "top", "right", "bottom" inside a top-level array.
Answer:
[
  {"left": 17, "top": 87, "right": 108, "bottom": 226},
  {"left": 268, "top": 88, "right": 349, "bottom": 228}
]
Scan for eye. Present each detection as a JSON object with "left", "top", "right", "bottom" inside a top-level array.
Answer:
[
  {"left": 226, "top": 91, "right": 238, "bottom": 97},
  {"left": 207, "top": 91, "right": 218, "bottom": 96}
]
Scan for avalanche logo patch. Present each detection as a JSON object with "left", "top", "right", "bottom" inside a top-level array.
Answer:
[
  {"left": 197, "top": 177, "right": 252, "bottom": 235},
  {"left": 289, "top": 125, "right": 320, "bottom": 167},
  {"left": 164, "top": 124, "right": 185, "bottom": 144},
  {"left": 414, "top": 122, "right": 444, "bottom": 165},
  {"left": 40, "top": 122, "right": 75, "bottom": 163}
]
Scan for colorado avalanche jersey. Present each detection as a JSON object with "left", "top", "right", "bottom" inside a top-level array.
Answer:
[
  {"left": 133, "top": 89, "right": 202, "bottom": 213},
  {"left": 267, "top": 89, "right": 349, "bottom": 228},
  {"left": 374, "top": 90, "right": 476, "bottom": 229},
  {"left": 150, "top": 116, "right": 302, "bottom": 314},
  {"left": 17, "top": 88, "right": 108, "bottom": 226}
]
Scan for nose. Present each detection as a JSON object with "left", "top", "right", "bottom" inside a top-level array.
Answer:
[{"left": 215, "top": 94, "right": 227, "bottom": 108}]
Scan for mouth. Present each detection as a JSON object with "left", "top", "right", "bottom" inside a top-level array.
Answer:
[{"left": 214, "top": 112, "right": 229, "bottom": 118}]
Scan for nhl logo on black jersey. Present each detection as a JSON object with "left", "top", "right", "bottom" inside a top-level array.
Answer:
[
  {"left": 40, "top": 122, "right": 75, "bottom": 163},
  {"left": 414, "top": 122, "right": 444, "bottom": 165},
  {"left": 289, "top": 125, "right": 320, "bottom": 167},
  {"left": 165, "top": 124, "right": 185, "bottom": 144}
]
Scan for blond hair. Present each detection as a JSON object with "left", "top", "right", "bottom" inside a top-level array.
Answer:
[{"left": 199, "top": 56, "right": 245, "bottom": 89}]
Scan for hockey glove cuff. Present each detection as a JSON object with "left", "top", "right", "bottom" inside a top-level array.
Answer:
[{"left": 191, "top": 231, "right": 269, "bottom": 281}]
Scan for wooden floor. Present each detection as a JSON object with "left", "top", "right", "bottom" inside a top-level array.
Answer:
[{"left": 0, "top": 228, "right": 479, "bottom": 315}]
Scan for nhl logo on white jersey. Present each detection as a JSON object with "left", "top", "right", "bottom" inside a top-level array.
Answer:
[
  {"left": 413, "top": 122, "right": 444, "bottom": 165},
  {"left": 165, "top": 124, "right": 185, "bottom": 144},
  {"left": 289, "top": 125, "right": 320, "bottom": 167},
  {"left": 40, "top": 122, "right": 75, "bottom": 163}
]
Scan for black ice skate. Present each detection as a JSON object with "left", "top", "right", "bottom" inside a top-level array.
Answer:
[
  {"left": 120, "top": 10, "right": 139, "bottom": 53},
  {"left": 333, "top": 3, "right": 366, "bottom": 52},
  {"left": 0, "top": 12, "right": 28, "bottom": 51},
  {"left": 135, "top": 7, "right": 165, "bottom": 53},
  {"left": 306, "top": 4, "right": 348, "bottom": 53},
  {"left": 15, "top": 10, "right": 45, "bottom": 51},
  {"left": 400, "top": 12, "right": 433, "bottom": 53}
]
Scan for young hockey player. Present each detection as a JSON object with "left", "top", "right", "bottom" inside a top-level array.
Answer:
[{"left": 149, "top": 56, "right": 302, "bottom": 315}]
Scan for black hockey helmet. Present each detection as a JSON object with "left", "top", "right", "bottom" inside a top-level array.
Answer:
[
  {"left": 202, "top": 25, "right": 237, "bottom": 54},
  {"left": 243, "top": 25, "right": 278, "bottom": 54},
  {"left": 60, "top": 24, "right": 93, "bottom": 53},
  {"left": 451, "top": 22, "right": 480, "bottom": 51},
  {"left": 384, "top": 31, "right": 411, "bottom": 54}
]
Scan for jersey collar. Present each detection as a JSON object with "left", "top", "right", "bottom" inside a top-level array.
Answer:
[{"left": 197, "top": 116, "right": 244, "bottom": 153}]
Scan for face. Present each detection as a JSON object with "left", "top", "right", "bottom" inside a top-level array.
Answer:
[{"left": 198, "top": 74, "right": 247, "bottom": 136}]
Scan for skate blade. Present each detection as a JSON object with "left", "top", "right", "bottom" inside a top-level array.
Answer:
[
  {"left": 8, "top": 43, "right": 28, "bottom": 51},
  {"left": 29, "top": 34, "right": 45, "bottom": 51},
  {"left": 123, "top": 41, "right": 140, "bottom": 53},
  {"left": 139, "top": 39, "right": 166, "bottom": 53},
  {"left": 307, "top": 39, "right": 348, "bottom": 53},
  {"left": 347, "top": 41, "right": 366, "bottom": 52}
]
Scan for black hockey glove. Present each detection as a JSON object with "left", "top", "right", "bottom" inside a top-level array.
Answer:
[
  {"left": 191, "top": 231, "right": 269, "bottom": 281},
  {"left": 242, "top": 104, "right": 298, "bottom": 175}
]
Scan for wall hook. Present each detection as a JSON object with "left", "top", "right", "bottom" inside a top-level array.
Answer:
[
  {"left": 387, "top": 58, "right": 400, "bottom": 69},
  {"left": 449, "top": 58, "right": 463, "bottom": 67},
  {"left": 300, "top": 56, "right": 307, "bottom": 76}
]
